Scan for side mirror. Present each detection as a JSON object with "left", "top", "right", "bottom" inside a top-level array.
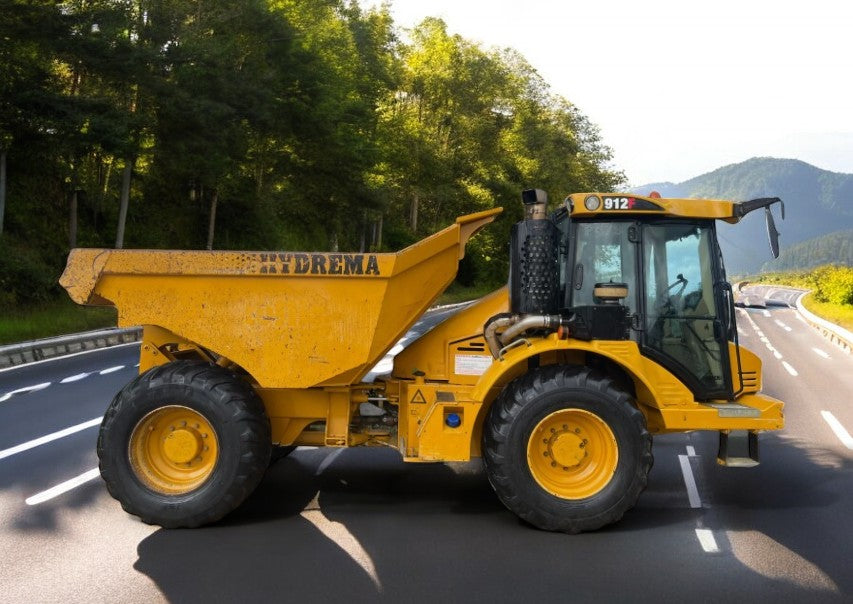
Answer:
[
  {"left": 733, "top": 197, "right": 785, "bottom": 259},
  {"left": 765, "top": 206, "right": 781, "bottom": 259}
]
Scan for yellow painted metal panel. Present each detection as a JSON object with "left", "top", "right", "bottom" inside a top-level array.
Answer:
[
  {"left": 392, "top": 286, "right": 509, "bottom": 383},
  {"left": 60, "top": 208, "right": 501, "bottom": 389},
  {"left": 567, "top": 192, "right": 738, "bottom": 222}
]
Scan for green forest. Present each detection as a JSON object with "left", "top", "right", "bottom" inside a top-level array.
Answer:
[{"left": 0, "top": 0, "right": 623, "bottom": 313}]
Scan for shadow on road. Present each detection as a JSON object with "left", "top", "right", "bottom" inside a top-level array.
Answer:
[{"left": 131, "top": 438, "right": 851, "bottom": 603}]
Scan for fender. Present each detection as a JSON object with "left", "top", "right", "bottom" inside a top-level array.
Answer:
[{"left": 469, "top": 334, "right": 695, "bottom": 427}]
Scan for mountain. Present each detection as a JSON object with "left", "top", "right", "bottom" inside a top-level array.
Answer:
[
  {"left": 761, "top": 230, "right": 853, "bottom": 272},
  {"left": 633, "top": 158, "right": 853, "bottom": 274}
]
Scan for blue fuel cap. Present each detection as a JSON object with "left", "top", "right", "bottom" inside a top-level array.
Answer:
[{"left": 445, "top": 413, "right": 462, "bottom": 428}]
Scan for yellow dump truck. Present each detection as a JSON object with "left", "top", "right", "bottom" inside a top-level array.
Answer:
[{"left": 60, "top": 190, "right": 785, "bottom": 532}]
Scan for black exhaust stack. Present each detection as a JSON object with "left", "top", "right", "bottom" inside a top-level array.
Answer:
[{"left": 509, "top": 189, "right": 560, "bottom": 314}]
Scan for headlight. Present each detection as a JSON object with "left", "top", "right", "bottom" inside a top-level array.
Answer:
[{"left": 584, "top": 195, "right": 601, "bottom": 211}]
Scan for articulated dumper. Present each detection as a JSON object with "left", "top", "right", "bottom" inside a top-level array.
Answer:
[{"left": 61, "top": 190, "right": 786, "bottom": 532}]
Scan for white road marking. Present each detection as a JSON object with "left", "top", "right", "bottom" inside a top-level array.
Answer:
[
  {"left": 25, "top": 467, "right": 101, "bottom": 505},
  {"left": 737, "top": 327, "right": 747, "bottom": 337},
  {"left": 821, "top": 411, "right": 853, "bottom": 450},
  {"left": 762, "top": 310, "right": 771, "bottom": 318},
  {"left": 782, "top": 361, "right": 798, "bottom": 377},
  {"left": 0, "top": 382, "right": 52, "bottom": 403},
  {"left": 315, "top": 448, "right": 345, "bottom": 476},
  {"left": 60, "top": 372, "right": 91, "bottom": 384},
  {"left": 795, "top": 312, "right": 809, "bottom": 324},
  {"left": 0, "top": 342, "right": 139, "bottom": 374},
  {"left": 812, "top": 348, "right": 830, "bottom": 359},
  {"left": 678, "top": 455, "right": 702, "bottom": 508},
  {"left": 0, "top": 417, "right": 102, "bottom": 461},
  {"left": 774, "top": 319, "right": 792, "bottom": 332},
  {"left": 99, "top": 365, "right": 125, "bottom": 375},
  {"left": 695, "top": 528, "right": 720, "bottom": 553},
  {"left": 686, "top": 446, "right": 696, "bottom": 457}
]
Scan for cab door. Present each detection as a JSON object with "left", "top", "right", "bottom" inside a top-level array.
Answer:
[{"left": 640, "top": 221, "right": 732, "bottom": 400}]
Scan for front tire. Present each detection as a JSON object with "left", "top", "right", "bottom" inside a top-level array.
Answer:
[
  {"left": 98, "top": 360, "right": 271, "bottom": 528},
  {"left": 483, "top": 365, "right": 652, "bottom": 533}
]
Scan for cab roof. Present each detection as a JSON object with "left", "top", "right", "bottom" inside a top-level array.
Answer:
[{"left": 567, "top": 193, "right": 745, "bottom": 224}]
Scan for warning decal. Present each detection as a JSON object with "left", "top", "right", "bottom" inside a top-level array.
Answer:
[
  {"left": 411, "top": 389, "right": 427, "bottom": 404},
  {"left": 454, "top": 354, "right": 493, "bottom": 376}
]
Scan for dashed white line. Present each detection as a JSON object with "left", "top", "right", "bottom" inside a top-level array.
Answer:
[
  {"left": 25, "top": 467, "right": 101, "bottom": 505},
  {"left": 762, "top": 310, "right": 771, "bottom": 318},
  {"left": 686, "top": 445, "right": 696, "bottom": 457},
  {"left": 812, "top": 348, "right": 830, "bottom": 359},
  {"left": 821, "top": 411, "right": 853, "bottom": 450},
  {"left": 60, "top": 372, "right": 91, "bottom": 384},
  {"left": 0, "top": 382, "right": 52, "bottom": 403},
  {"left": 695, "top": 528, "right": 720, "bottom": 553},
  {"left": 782, "top": 361, "right": 798, "bottom": 377},
  {"left": 0, "top": 417, "right": 102, "bottom": 461},
  {"left": 678, "top": 455, "right": 702, "bottom": 508},
  {"left": 0, "top": 342, "right": 139, "bottom": 374},
  {"left": 774, "top": 319, "right": 792, "bottom": 332},
  {"left": 99, "top": 365, "right": 125, "bottom": 375}
]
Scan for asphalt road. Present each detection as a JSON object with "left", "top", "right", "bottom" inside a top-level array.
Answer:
[{"left": 1, "top": 290, "right": 851, "bottom": 603}]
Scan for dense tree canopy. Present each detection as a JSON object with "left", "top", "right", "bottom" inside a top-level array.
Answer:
[{"left": 0, "top": 0, "right": 623, "bottom": 306}]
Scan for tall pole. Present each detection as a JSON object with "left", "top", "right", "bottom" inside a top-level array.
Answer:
[
  {"left": 115, "top": 158, "right": 133, "bottom": 248},
  {"left": 0, "top": 147, "right": 6, "bottom": 235},
  {"left": 206, "top": 189, "right": 218, "bottom": 250}
]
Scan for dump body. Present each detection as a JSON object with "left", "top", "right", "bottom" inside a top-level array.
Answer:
[{"left": 60, "top": 209, "right": 500, "bottom": 389}]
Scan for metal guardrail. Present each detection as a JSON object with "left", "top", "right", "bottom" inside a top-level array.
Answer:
[
  {"left": 795, "top": 293, "right": 853, "bottom": 354},
  {"left": 0, "top": 327, "right": 142, "bottom": 369},
  {"left": 737, "top": 281, "right": 851, "bottom": 353}
]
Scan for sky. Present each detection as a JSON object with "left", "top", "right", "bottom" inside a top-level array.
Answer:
[{"left": 364, "top": 0, "right": 853, "bottom": 186}]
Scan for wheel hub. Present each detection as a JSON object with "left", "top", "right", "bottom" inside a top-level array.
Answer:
[
  {"left": 163, "top": 428, "right": 204, "bottom": 464},
  {"left": 527, "top": 407, "right": 618, "bottom": 499},
  {"left": 548, "top": 430, "right": 586, "bottom": 468},
  {"left": 129, "top": 405, "right": 219, "bottom": 494}
]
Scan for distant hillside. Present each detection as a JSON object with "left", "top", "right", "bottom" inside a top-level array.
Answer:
[
  {"left": 634, "top": 158, "right": 853, "bottom": 273},
  {"left": 762, "top": 230, "right": 853, "bottom": 272}
]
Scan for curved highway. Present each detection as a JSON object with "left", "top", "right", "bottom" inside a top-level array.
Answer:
[{"left": 0, "top": 289, "right": 850, "bottom": 602}]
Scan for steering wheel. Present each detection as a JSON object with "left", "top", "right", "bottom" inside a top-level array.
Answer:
[{"left": 656, "top": 274, "right": 688, "bottom": 314}]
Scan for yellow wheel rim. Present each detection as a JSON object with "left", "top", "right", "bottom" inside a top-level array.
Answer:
[
  {"left": 129, "top": 405, "right": 219, "bottom": 495},
  {"left": 527, "top": 408, "right": 618, "bottom": 499}
]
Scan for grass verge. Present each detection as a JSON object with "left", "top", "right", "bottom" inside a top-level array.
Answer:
[
  {"left": 800, "top": 292, "right": 853, "bottom": 332},
  {"left": 0, "top": 298, "right": 117, "bottom": 345},
  {"left": 436, "top": 282, "right": 501, "bottom": 306}
]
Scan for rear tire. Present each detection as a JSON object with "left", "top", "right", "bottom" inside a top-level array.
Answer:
[
  {"left": 98, "top": 360, "right": 271, "bottom": 528},
  {"left": 483, "top": 365, "right": 652, "bottom": 533}
]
